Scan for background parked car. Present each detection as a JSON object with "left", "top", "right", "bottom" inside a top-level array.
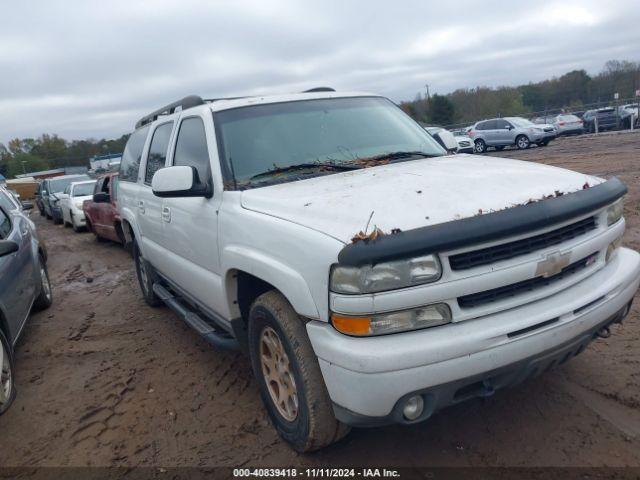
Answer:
[
  {"left": 544, "top": 114, "right": 584, "bottom": 135},
  {"left": 41, "top": 174, "right": 89, "bottom": 222},
  {"left": 617, "top": 104, "right": 639, "bottom": 128},
  {"left": 468, "top": 117, "right": 556, "bottom": 153},
  {"left": 582, "top": 108, "right": 617, "bottom": 133},
  {"left": 0, "top": 190, "right": 52, "bottom": 414},
  {"left": 83, "top": 172, "right": 123, "bottom": 243},
  {"left": 59, "top": 180, "right": 97, "bottom": 232},
  {"left": 424, "top": 126, "right": 473, "bottom": 153}
]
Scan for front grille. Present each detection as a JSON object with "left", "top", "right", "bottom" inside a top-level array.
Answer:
[
  {"left": 544, "top": 127, "right": 554, "bottom": 132},
  {"left": 459, "top": 141, "right": 471, "bottom": 147},
  {"left": 449, "top": 216, "right": 596, "bottom": 270},
  {"left": 458, "top": 253, "right": 597, "bottom": 309}
]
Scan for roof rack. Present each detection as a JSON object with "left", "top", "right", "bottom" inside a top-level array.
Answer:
[
  {"left": 135, "top": 95, "right": 205, "bottom": 128},
  {"left": 302, "top": 87, "right": 335, "bottom": 93},
  {"left": 136, "top": 88, "right": 337, "bottom": 128}
]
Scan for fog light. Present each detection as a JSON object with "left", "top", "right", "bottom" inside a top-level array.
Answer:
[{"left": 402, "top": 395, "right": 424, "bottom": 421}]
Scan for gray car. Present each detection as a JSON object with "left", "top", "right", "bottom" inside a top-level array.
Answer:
[
  {"left": 41, "top": 174, "right": 90, "bottom": 221},
  {"left": 0, "top": 188, "right": 52, "bottom": 414},
  {"left": 468, "top": 117, "right": 557, "bottom": 153}
]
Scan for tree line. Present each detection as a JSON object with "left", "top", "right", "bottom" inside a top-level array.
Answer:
[
  {"left": 400, "top": 59, "right": 640, "bottom": 127},
  {"left": 0, "top": 134, "right": 129, "bottom": 179}
]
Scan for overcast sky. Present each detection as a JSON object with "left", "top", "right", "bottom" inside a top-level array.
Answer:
[{"left": 1, "top": 0, "right": 639, "bottom": 143}]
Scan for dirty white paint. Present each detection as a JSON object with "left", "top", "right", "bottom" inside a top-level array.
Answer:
[{"left": 241, "top": 154, "right": 601, "bottom": 244}]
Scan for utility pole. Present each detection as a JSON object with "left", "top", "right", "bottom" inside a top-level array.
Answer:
[{"left": 425, "top": 84, "right": 430, "bottom": 101}]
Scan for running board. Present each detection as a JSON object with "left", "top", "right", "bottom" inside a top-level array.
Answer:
[{"left": 152, "top": 283, "right": 239, "bottom": 350}]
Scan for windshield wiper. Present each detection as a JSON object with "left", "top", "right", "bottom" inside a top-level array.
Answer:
[
  {"left": 249, "top": 162, "right": 362, "bottom": 181},
  {"left": 359, "top": 151, "right": 441, "bottom": 163}
]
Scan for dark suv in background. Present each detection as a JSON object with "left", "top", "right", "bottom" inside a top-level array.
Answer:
[{"left": 582, "top": 108, "right": 617, "bottom": 133}]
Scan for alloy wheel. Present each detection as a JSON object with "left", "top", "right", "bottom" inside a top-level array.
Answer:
[
  {"left": 0, "top": 341, "right": 12, "bottom": 407},
  {"left": 259, "top": 326, "right": 299, "bottom": 421}
]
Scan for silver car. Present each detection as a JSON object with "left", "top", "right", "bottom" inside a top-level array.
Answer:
[
  {"left": 468, "top": 117, "right": 557, "bottom": 153},
  {"left": 0, "top": 188, "right": 52, "bottom": 414}
]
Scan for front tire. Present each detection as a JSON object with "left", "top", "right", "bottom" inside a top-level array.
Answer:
[
  {"left": 134, "top": 241, "right": 162, "bottom": 307},
  {"left": 474, "top": 139, "right": 487, "bottom": 154},
  {"left": 248, "top": 291, "right": 349, "bottom": 452},
  {"left": 0, "top": 330, "right": 16, "bottom": 415},
  {"left": 516, "top": 135, "right": 530, "bottom": 149},
  {"left": 33, "top": 254, "right": 53, "bottom": 310}
]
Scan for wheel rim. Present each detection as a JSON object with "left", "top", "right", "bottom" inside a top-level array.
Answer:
[
  {"left": 475, "top": 141, "right": 484, "bottom": 152},
  {"left": 259, "top": 326, "right": 298, "bottom": 421},
  {"left": 137, "top": 253, "right": 150, "bottom": 295},
  {"left": 518, "top": 137, "right": 528, "bottom": 148},
  {"left": 0, "top": 341, "right": 12, "bottom": 406},
  {"left": 40, "top": 262, "right": 52, "bottom": 301}
]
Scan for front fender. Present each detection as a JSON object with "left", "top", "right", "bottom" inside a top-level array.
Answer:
[{"left": 222, "top": 245, "right": 320, "bottom": 320}]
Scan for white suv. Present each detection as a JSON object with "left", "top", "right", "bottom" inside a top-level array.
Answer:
[{"left": 118, "top": 90, "right": 640, "bottom": 451}]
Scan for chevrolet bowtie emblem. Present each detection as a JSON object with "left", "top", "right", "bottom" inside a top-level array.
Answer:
[{"left": 535, "top": 251, "right": 571, "bottom": 278}]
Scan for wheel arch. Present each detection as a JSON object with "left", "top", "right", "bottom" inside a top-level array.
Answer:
[{"left": 223, "top": 252, "right": 320, "bottom": 351}]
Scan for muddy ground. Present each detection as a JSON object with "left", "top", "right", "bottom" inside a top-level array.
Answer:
[{"left": 1, "top": 131, "right": 639, "bottom": 468}]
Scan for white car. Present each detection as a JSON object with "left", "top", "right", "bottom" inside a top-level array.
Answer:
[
  {"left": 117, "top": 90, "right": 639, "bottom": 452},
  {"left": 59, "top": 180, "right": 97, "bottom": 231}
]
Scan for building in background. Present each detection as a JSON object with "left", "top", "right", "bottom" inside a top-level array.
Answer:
[{"left": 15, "top": 166, "right": 88, "bottom": 180}]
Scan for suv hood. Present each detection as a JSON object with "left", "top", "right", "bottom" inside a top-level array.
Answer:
[{"left": 240, "top": 155, "right": 600, "bottom": 244}]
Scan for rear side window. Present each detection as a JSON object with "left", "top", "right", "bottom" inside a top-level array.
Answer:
[
  {"left": 0, "top": 191, "right": 15, "bottom": 213},
  {"left": 145, "top": 122, "right": 173, "bottom": 184},
  {"left": 173, "top": 117, "right": 210, "bottom": 184},
  {"left": 0, "top": 208, "right": 11, "bottom": 239},
  {"left": 495, "top": 119, "right": 510, "bottom": 129},
  {"left": 119, "top": 126, "right": 150, "bottom": 182}
]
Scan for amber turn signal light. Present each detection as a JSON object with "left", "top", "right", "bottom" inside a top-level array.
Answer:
[{"left": 331, "top": 314, "right": 372, "bottom": 336}]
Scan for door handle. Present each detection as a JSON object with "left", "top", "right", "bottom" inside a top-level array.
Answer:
[
  {"left": 162, "top": 206, "right": 171, "bottom": 223},
  {"left": 138, "top": 200, "right": 145, "bottom": 214}
]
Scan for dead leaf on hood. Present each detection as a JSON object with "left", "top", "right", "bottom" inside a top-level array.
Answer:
[{"left": 351, "top": 227, "right": 385, "bottom": 244}]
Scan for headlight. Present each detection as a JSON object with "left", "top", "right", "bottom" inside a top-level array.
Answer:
[
  {"left": 75, "top": 201, "right": 84, "bottom": 209},
  {"left": 330, "top": 255, "right": 441, "bottom": 294},
  {"left": 606, "top": 197, "right": 624, "bottom": 226},
  {"left": 331, "top": 303, "right": 452, "bottom": 336}
]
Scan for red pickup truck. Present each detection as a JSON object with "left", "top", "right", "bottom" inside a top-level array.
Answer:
[{"left": 83, "top": 172, "right": 124, "bottom": 244}]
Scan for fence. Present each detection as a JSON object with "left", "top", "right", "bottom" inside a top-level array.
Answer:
[{"left": 443, "top": 96, "right": 640, "bottom": 132}]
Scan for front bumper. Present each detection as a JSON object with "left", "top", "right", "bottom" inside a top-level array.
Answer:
[
  {"left": 51, "top": 205, "right": 63, "bottom": 221},
  {"left": 307, "top": 247, "right": 640, "bottom": 424}
]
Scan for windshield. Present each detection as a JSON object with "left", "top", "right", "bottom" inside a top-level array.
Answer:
[
  {"left": 558, "top": 115, "right": 579, "bottom": 121},
  {"left": 214, "top": 97, "right": 445, "bottom": 187},
  {"left": 49, "top": 175, "right": 89, "bottom": 193},
  {"left": 73, "top": 182, "right": 96, "bottom": 196},
  {"left": 507, "top": 117, "right": 535, "bottom": 128}
]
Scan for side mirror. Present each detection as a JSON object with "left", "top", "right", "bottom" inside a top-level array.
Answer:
[
  {"left": 433, "top": 130, "right": 459, "bottom": 153},
  {"left": 93, "top": 192, "right": 110, "bottom": 203},
  {"left": 152, "top": 166, "right": 211, "bottom": 198},
  {"left": 0, "top": 240, "right": 19, "bottom": 258}
]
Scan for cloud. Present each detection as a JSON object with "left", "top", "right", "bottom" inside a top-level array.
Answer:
[{"left": 0, "top": 0, "right": 638, "bottom": 142}]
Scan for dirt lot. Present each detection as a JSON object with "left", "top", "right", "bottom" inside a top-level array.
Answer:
[{"left": 1, "top": 131, "right": 640, "bottom": 468}]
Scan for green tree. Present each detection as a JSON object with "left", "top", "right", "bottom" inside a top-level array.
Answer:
[
  {"left": 5, "top": 152, "right": 50, "bottom": 178},
  {"left": 427, "top": 94, "right": 455, "bottom": 125}
]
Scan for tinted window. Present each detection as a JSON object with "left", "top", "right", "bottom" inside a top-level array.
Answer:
[
  {"left": 120, "top": 126, "right": 150, "bottom": 182},
  {"left": 495, "top": 119, "right": 510, "bottom": 129},
  {"left": 145, "top": 122, "right": 173, "bottom": 184},
  {"left": 0, "top": 208, "right": 11, "bottom": 239},
  {"left": 173, "top": 117, "right": 210, "bottom": 183},
  {"left": 483, "top": 120, "right": 498, "bottom": 130}
]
